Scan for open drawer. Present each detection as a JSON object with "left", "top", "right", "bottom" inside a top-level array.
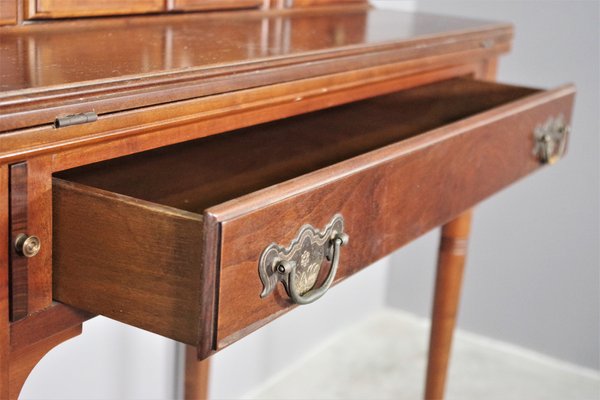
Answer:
[{"left": 52, "top": 78, "right": 574, "bottom": 358}]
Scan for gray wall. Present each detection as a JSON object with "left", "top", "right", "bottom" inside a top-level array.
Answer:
[{"left": 385, "top": 0, "right": 599, "bottom": 370}]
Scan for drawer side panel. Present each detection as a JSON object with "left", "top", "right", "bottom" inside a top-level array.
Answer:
[{"left": 53, "top": 179, "right": 204, "bottom": 345}]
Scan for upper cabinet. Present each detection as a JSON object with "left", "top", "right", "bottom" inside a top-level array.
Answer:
[
  {"left": 8, "top": 0, "right": 365, "bottom": 21},
  {"left": 25, "top": 0, "right": 265, "bottom": 19},
  {"left": 27, "top": 0, "right": 165, "bottom": 18}
]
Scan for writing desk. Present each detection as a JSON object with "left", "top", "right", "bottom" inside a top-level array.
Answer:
[{"left": 0, "top": 3, "right": 574, "bottom": 398}]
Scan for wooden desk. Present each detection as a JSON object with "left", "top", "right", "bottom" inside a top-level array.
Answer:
[{"left": 0, "top": 3, "right": 574, "bottom": 399}]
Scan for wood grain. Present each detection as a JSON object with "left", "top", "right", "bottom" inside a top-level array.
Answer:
[
  {"left": 0, "top": 0, "right": 16, "bottom": 25},
  {"left": 52, "top": 79, "right": 574, "bottom": 351},
  {"left": 197, "top": 213, "right": 220, "bottom": 358},
  {"left": 213, "top": 84, "right": 574, "bottom": 346},
  {"left": 3, "top": 63, "right": 482, "bottom": 167},
  {"left": 55, "top": 79, "right": 537, "bottom": 212},
  {"left": 172, "top": 0, "right": 261, "bottom": 11},
  {"left": 4, "top": 302, "right": 89, "bottom": 399},
  {"left": 292, "top": 0, "right": 364, "bottom": 7},
  {"left": 9, "top": 162, "right": 28, "bottom": 321},
  {"left": 24, "top": 156, "right": 53, "bottom": 313},
  {"left": 185, "top": 346, "right": 210, "bottom": 399},
  {"left": 29, "top": 0, "right": 164, "bottom": 19},
  {"left": 0, "top": 7, "right": 577, "bottom": 398},
  {"left": 9, "top": 326, "right": 81, "bottom": 399},
  {"left": 0, "top": 8, "right": 512, "bottom": 131},
  {"left": 7, "top": 158, "right": 52, "bottom": 318},
  {"left": 10, "top": 302, "right": 91, "bottom": 351},
  {"left": 53, "top": 179, "right": 206, "bottom": 345},
  {"left": 425, "top": 211, "right": 472, "bottom": 400},
  {"left": 0, "top": 164, "right": 9, "bottom": 398}
]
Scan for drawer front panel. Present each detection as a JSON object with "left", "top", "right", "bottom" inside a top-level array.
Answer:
[{"left": 213, "top": 86, "right": 575, "bottom": 347}]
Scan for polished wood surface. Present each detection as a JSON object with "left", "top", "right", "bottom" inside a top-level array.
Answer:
[
  {"left": 0, "top": 6, "right": 576, "bottom": 398},
  {"left": 53, "top": 178, "right": 205, "bottom": 345},
  {"left": 0, "top": 164, "right": 9, "bottom": 399},
  {"left": 5, "top": 155, "right": 54, "bottom": 321},
  {"left": 293, "top": 0, "right": 364, "bottom": 6},
  {"left": 29, "top": 0, "right": 164, "bottom": 19},
  {"left": 6, "top": 302, "right": 90, "bottom": 399},
  {"left": 9, "top": 325, "right": 81, "bottom": 399},
  {"left": 173, "top": 0, "right": 262, "bottom": 11},
  {"left": 0, "top": 64, "right": 479, "bottom": 166},
  {"left": 0, "top": 8, "right": 512, "bottom": 131},
  {"left": 425, "top": 211, "right": 472, "bottom": 400},
  {"left": 10, "top": 302, "right": 91, "bottom": 351},
  {"left": 185, "top": 346, "right": 210, "bottom": 400},
  {"left": 9, "top": 162, "right": 28, "bottom": 321},
  {"left": 0, "top": 0, "right": 16, "bottom": 25},
  {"left": 20, "top": 155, "right": 54, "bottom": 315},
  {"left": 214, "top": 84, "right": 574, "bottom": 346},
  {"left": 50, "top": 78, "right": 574, "bottom": 354},
  {"left": 54, "top": 79, "right": 537, "bottom": 211},
  {"left": 0, "top": 8, "right": 504, "bottom": 92},
  {"left": 6, "top": 303, "right": 92, "bottom": 399},
  {"left": 29, "top": 0, "right": 267, "bottom": 19}
]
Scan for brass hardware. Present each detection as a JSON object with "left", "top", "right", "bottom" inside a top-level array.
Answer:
[
  {"left": 533, "top": 114, "right": 570, "bottom": 165},
  {"left": 258, "top": 214, "right": 348, "bottom": 305},
  {"left": 15, "top": 234, "right": 41, "bottom": 258},
  {"left": 55, "top": 112, "right": 98, "bottom": 128}
]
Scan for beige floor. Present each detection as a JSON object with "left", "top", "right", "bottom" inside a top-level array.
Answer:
[{"left": 247, "top": 310, "right": 599, "bottom": 400}]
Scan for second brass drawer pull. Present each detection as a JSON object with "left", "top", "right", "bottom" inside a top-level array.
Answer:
[
  {"left": 533, "top": 114, "right": 570, "bottom": 165},
  {"left": 259, "top": 214, "right": 348, "bottom": 305}
]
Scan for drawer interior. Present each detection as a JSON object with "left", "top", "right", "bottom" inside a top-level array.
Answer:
[{"left": 55, "top": 78, "right": 538, "bottom": 211}]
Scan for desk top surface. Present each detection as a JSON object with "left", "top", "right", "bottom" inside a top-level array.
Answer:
[
  {"left": 1, "top": 8, "right": 507, "bottom": 93},
  {"left": 0, "top": 7, "right": 511, "bottom": 131}
]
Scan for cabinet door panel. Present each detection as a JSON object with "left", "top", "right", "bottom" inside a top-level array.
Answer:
[
  {"left": 292, "top": 0, "right": 365, "bottom": 7},
  {"left": 172, "top": 0, "right": 262, "bottom": 11},
  {"left": 29, "top": 0, "right": 164, "bottom": 19},
  {"left": 0, "top": 0, "right": 16, "bottom": 25}
]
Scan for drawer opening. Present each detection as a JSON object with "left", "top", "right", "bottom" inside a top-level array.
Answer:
[
  {"left": 53, "top": 77, "right": 569, "bottom": 352},
  {"left": 54, "top": 78, "right": 538, "bottom": 214}
]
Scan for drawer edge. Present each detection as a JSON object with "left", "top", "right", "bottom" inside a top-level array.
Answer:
[{"left": 208, "top": 83, "right": 576, "bottom": 222}]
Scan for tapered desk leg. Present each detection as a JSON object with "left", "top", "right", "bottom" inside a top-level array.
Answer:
[
  {"left": 184, "top": 346, "right": 210, "bottom": 400},
  {"left": 424, "top": 211, "right": 473, "bottom": 400}
]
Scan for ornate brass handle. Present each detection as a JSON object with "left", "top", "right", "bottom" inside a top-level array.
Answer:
[
  {"left": 288, "top": 232, "right": 347, "bottom": 304},
  {"left": 258, "top": 215, "right": 349, "bottom": 305}
]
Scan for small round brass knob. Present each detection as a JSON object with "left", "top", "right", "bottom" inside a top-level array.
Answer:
[{"left": 15, "top": 234, "right": 41, "bottom": 258}]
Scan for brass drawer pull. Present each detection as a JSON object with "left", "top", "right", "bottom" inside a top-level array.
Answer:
[
  {"left": 259, "top": 214, "right": 348, "bottom": 305},
  {"left": 533, "top": 114, "right": 570, "bottom": 165},
  {"left": 15, "top": 233, "right": 41, "bottom": 258}
]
